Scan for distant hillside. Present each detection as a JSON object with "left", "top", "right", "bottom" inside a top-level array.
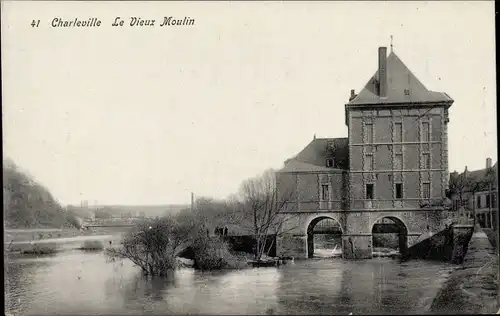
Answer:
[{"left": 3, "top": 159, "right": 74, "bottom": 228}]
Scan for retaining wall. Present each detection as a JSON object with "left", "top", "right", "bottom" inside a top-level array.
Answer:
[{"left": 430, "top": 225, "right": 498, "bottom": 314}]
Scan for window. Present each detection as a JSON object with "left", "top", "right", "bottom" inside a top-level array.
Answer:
[
  {"left": 422, "top": 153, "right": 430, "bottom": 169},
  {"left": 404, "top": 89, "right": 410, "bottom": 96},
  {"left": 364, "top": 154, "right": 374, "bottom": 171},
  {"left": 486, "top": 194, "right": 491, "bottom": 208},
  {"left": 493, "top": 194, "right": 497, "bottom": 208},
  {"left": 395, "top": 183, "right": 403, "bottom": 199},
  {"left": 321, "top": 184, "right": 329, "bottom": 201},
  {"left": 422, "top": 122, "right": 430, "bottom": 142},
  {"left": 477, "top": 195, "right": 482, "bottom": 209},
  {"left": 366, "top": 184, "right": 374, "bottom": 200},
  {"left": 365, "top": 123, "right": 373, "bottom": 143},
  {"left": 394, "top": 122, "right": 403, "bottom": 142},
  {"left": 422, "top": 182, "right": 431, "bottom": 199},
  {"left": 326, "top": 159, "right": 334, "bottom": 168},
  {"left": 394, "top": 153, "right": 403, "bottom": 170}
]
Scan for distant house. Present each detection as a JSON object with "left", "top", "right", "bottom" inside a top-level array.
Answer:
[{"left": 450, "top": 157, "right": 498, "bottom": 228}]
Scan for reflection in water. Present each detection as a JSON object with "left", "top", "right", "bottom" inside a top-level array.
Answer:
[{"left": 5, "top": 250, "right": 455, "bottom": 315}]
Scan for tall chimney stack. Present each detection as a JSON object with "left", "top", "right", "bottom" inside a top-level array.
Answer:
[
  {"left": 486, "top": 157, "right": 492, "bottom": 169},
  {"left": 191, "top": 192, "right": 195, "bottom": 212},
  {"left": 378, "top": 47, "right": 388, "bottom": 98}
]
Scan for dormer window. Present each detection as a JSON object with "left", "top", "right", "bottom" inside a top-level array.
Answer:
[{"left": 326, "top": 158, "right": 334, "bottom": 168}]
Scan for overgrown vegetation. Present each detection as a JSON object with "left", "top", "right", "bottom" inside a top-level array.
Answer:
[
  {"left": 106, "top": 216, "right": 195, "bottom": 276},
  {"left": 190, "top": 231, "right": 246, "bottom": 270},
  {"left": 79, "top": 240, "right": 105, "bottom": 251},
  {"left": 3, "top": 158, "right": 77, "bottom": 229},
  {"left": 20, "top": 242, "right": 58, "bottom": 255},
  {"left": 107, "top": 169, "right": 299, "bottom": 275}
]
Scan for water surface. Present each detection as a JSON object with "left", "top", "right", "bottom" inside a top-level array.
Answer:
[{"left": 5, "top": 249, "right": 455, "bottom": 315}]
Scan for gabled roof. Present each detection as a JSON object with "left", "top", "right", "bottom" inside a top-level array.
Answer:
[
  {"left": 464, "top": 162, "right": 498, "bottom": 183},
  {"left": 456, "top": 162, "right": 498, "bottom": 191},
  {"left": 349, "top": 52, "right": 453, "bottom": 106},
  {"left": 279, "top": 137, "right": 349, "bottom": 173}
]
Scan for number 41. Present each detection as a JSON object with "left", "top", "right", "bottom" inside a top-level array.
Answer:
[{"left": 31, "top": 20, "right": 40, "bottom": 27}]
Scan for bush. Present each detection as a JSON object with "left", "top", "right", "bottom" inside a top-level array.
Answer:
[
  {"left": 80, "top": 240, "right": 104, "bottom": 251},
  {"left": 106, "top": 216, "right": 194, "bottom": 276},
  {"left": 190, "top": 232, "right": 246, "bottom": 270},
  {"left": 21, "top": 242, "right": 58, "bottom": 255}
]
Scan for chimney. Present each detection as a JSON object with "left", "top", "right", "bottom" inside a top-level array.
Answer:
[
  {"left": 378, "top": 47, "right": 387, "bottom": 97},
  {"left": 191, "top": 192, "right": 195, "bottom": 212},
  {"left": 486, "top": 157, "right": 492, "bottom": 169},
  {"left": 349, "top": 89, "right": 356, "bottom": 101}
]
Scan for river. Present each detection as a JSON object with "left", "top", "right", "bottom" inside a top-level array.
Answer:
[{"left": 5, "top": 241, "right": 457, "bottom": 316}]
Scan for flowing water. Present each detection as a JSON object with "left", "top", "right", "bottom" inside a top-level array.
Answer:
[{"left": 5, "top": 244, "right": 457, "bottom": 315}]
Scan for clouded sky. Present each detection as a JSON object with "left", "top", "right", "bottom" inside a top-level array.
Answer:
[{"left": 2, "top": 1, "right": 496, "bottom": 205}]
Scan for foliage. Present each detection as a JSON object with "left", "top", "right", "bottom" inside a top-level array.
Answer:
[
  {"left": 106, "top": 216, "right": 196, "bottom": 276},
  {"left": 190, "top": 231, "right": 246, "bottom": 270},
  {"left": 3, "top": 158, "right": 76, "bottom": 229},
  {"left": 178, "top": 196, "right": 245, "bottom": 232},
  {"left": 80, "top": 240, "right": 104, "bottom": 251},
  {"left": 21, "top": 242, "right": 58, "bottom": 255}
]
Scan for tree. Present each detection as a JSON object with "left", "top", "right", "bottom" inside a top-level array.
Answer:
[
  {"left": 483, "top": 165, "right": 497, "bottom": 228},
  {"left": 238, "top": 169, "right": 299, "bottom": 260},
  {"left": 3, "top": 158, "right": 73, "bottom": 228},
  {"left": 448, "top": 171, "right": 467, "bottom": 208},
  {"left": 106, "top": 216, "right": 196, "bottom": 276}
]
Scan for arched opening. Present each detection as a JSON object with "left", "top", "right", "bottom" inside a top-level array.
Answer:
[
  {"left": 307, "top": 217, "right": 343, "bottom": 258},
  {"left": 371, "top": 216, "right": 408, "bottom": 257}
]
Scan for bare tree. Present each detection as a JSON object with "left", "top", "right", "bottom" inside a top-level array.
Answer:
[
  {"left": 238, "top": 169, "right": 299, "bottom": 260},
  {"left": 106, "top": 216, "right": 196, "bottom": 276},
  {"left": 448, "top": 171, "right": 466, "bottom": 205}
]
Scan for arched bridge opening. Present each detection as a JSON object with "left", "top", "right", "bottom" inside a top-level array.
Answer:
[
  {"left": 371, "top": 216, "right": 408, "bottom": 257},
  {"left": 307, "top": 217, "right": 343, "bottom": 258}
]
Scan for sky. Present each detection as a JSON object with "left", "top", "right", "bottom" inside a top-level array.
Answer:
[{"left": 2, "top": 1, "right": 496, "bottom": 206}]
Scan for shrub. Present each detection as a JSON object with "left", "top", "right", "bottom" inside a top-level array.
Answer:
[
  {"left": 106, "top": 216, "right": 194, "bottom": 276},
  {"left": 190, "top": 232, "right": 246, "bottom": 270},
  {"left": 21, "top": 242, "right": 58, "bottom": 255},
  {"left": 80, "top": 240, "right": 104, "bottom": 251}
]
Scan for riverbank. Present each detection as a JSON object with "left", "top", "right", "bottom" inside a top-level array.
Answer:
[{"left": 430, "top": 225, "right": 498, "bottom": 314}]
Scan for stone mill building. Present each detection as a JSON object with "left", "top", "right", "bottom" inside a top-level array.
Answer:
[{"left": 275, "top": 46, "right": 455, "bottom": 259}]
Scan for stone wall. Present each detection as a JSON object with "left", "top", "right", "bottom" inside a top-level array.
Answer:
[
  {"left": 276, "top": 210, "right": 449, "bottom": 259},
  {"left": 347, "top": 107, "right": 448, "bottom": 210},
  {"left": 430, "top": 225, "right": 498, "bottom": 314}
]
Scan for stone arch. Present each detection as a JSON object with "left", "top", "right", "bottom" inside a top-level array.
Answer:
[
  {"left": 306, "top": 215, "right": 343, "bottom": 259},
  {"left": 371, "top": 215, "right": 409, "bottom": 256}
]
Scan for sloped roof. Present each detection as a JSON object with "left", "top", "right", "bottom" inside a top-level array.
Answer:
[
  {"left": 465, "top": 162, "right": 498, "bottom": 182},
  {"left": 457, "top": 162, "right": 498, "bottom": 191},
  {"left": 279, "top": 137, "right": 349, "bottom": 173},
  {"left": 349, "top": 52, "right": 453, "bottom": 106}
]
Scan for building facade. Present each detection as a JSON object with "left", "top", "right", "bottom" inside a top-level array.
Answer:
[
  {"left": 450, "top": 158, "right": 498, "bottom": 229},
  {"left": 276, "top": 47, "right": 455, "bottom": 259}
]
